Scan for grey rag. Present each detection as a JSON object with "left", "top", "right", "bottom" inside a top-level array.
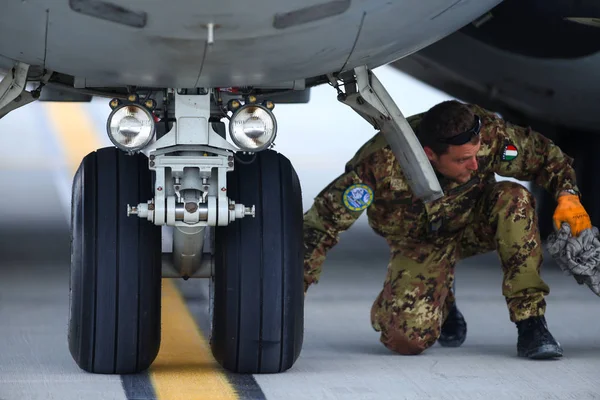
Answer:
[{"left": 546, "top": 223, "right": 600, "bottom": 297}]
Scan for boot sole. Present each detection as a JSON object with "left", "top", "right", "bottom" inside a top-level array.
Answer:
[
  {"left": 438, "top": 335, "right": 466, "bottom": 348},
  {"left": 518, "top": 344, "right": 563, "bottom": 359}
]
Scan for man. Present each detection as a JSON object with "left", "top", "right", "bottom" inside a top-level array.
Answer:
[{"left": 303, "top": 100, "right": 592, "bottom": 359}]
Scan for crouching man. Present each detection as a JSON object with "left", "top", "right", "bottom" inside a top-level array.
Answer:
[{"left": 303, "top": 100, "right": 591, "bottom": 359}]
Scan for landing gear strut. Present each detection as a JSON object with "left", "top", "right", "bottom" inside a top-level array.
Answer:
[
  {"left": 67, "top": 87, "right": 305, "bottom": 374},
  {"left": 68, "top": 65, "right": 443, "bottom": 375},
  {"left": 332, "top": 65, "right": 443, "bottom": 203}
]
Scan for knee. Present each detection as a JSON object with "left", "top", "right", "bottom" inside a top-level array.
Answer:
[
  {"left": 382, "top": 335, "right": 431, "bottom": 355},
  {"left": 378, "top": 325, "right": 437, "bottom": 355}
]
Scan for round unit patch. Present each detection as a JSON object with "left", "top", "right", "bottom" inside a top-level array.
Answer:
[
  {"left": 343, "top": 184, "right": 374, "bottom": 211},
  {"left": 502, "top": 144, "right": 518, "bottom": 161}
]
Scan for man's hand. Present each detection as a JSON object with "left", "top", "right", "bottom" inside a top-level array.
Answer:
[{"left": 553, "top": 193, "right": 592, "bottom": 237}]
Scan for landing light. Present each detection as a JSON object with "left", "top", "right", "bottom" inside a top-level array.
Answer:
[
  {"left": 107, "top": 104, "right": 155, "bottom": 152},
  {"left": 229, "top": 104, "right": 277, "bottom": 152}
]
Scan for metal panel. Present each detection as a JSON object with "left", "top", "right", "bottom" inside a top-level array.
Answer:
[
  {"left": 0, "top": 0, "right": 502, "bottom": 88},
  {"left": 0, "top": 2, "right": 48, "bottom": 66}
]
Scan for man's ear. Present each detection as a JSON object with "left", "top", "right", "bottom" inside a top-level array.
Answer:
[{"left": 423, "top": 146, "right": 436, "bottom": 162}]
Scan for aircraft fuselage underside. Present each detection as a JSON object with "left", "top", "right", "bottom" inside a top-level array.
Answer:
[{"left": 0, "top": 0, "right": 501, "bottom": 88}]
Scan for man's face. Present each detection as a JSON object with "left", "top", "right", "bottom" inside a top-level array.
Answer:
[{"left": 424, "top": 140, "right": 481, "bottom": 184}]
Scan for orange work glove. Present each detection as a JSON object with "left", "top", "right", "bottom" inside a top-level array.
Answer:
[{"left": 553, "top": 194, "right": 592, "bottom": 237}]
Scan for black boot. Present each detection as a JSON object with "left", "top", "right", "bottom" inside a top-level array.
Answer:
[
  {"left": 516, "top": 315, "right": 563, "bottom": 359},
  {"left": 438, "top": 303, "right": 467, "bottom": 347}
]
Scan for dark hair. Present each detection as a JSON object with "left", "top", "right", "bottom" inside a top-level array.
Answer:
[{"left": 417, "top": 100, "right": 478, "bottom": 155}]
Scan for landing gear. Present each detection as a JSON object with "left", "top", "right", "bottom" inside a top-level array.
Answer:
[
  {"left": 68, "top": 86, "right": 306, "bottom": 375},
  {"left": 68, "top": 147, "right": 162, "bottom": 374},
  {"left": 212, "top": 150, "right": 304, "bottom": 373},
  {"left": 66, "top": 64, "right": 433, "bottom": 375},
  {"left": 332, "top": 65, "right": 443, "bottom": 203}
]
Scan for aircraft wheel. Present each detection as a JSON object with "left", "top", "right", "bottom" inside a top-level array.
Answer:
[
  {"left": 212, "top": 150, "right": 304, "bottom": 373},
  {"left": 68, "top": 147, "right": 162, "bottom": 374}
]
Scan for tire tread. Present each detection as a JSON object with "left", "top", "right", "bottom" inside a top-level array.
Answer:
[
  {"left": 68, "top": 147, "right": 161, "bottom": 374},
  {"left": 212, "top": 150, "right": 304, "bottom": 374}
]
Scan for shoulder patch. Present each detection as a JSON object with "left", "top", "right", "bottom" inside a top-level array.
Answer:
[
  {"left": 502, "top": 144, "right": 518, "bottom": 161},
  {"left": 343, "top": 183, "right": 374, "bottom": 211}
]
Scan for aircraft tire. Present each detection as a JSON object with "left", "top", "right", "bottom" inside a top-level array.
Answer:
[
  {"left": 68, "top": 147, "right": 162, "bottom": 374},
  {"left": 212, "top": 150, "right": 304, "bottom": 373}
]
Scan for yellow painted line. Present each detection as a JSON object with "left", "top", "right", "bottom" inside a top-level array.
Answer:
[
  {"left": 150, "top": 280, "right": 239, "bottom": 400},
  {"left": 43, "top": 102, "right": 103, "bottom": 174},
  {"left": 44, "top": 102, "right": 238, "bottom": 400}
]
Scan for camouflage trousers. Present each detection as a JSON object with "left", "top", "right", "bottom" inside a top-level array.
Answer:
[{"left": 370, "top": 181, "right": 550, "bottom": 355}]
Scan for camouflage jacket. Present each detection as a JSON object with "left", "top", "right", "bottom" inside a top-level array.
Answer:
[{"left": 303, "top": 104, "right": 580, "bottom": 290}]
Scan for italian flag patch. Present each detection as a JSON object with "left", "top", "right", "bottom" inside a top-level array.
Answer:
[{"left": 502, "top": 144, "right": 518, "bottom": 161}]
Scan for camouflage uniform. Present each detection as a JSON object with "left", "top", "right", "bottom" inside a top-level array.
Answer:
[{"left": 303, "top": 104, "right": 579, "bottom": 355}]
